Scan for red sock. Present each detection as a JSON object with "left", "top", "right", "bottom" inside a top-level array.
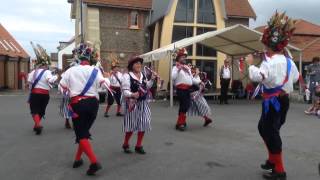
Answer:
[
  {"left": 32, "top": 114, "right": 41, "bottom": 127},
  {"left": 117, "top": 105, "right": 121, "bottom": 113},
  {"left": 177, "top": 113, "right": 186, "bottom": 125},
  {"left": 136, "top": 132, "right": 145, "bottom": 147},
  {"left": 75, "top": 145, "right": 83, "bottom": 161},
  {"left": 274, "top": 153, "right": 285, "bottom": 173},
  {"left": 268, "top": 151, "right": 275, "bottom": 164},
  {"left": 79, "top": 139, "right": 97, "bottom": 164},
  {"left": 181, "top": 113, "right": 187, "bottom": 124},
  {"left": 124, "top": 132, "right": 133, "bottom": 146},
  {"left": 105, "top": 105, "right": 111, "bottom": 113}
]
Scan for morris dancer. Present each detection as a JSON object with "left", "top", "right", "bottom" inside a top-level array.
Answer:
[
  {"left": 59, "top": 43, "right": 111, "bottom": 175},
  {"left": 246, "top": 12, "right": 299, "bottom": 179},
  {"left": 171, "top": 48, "right": 202, "bottom": 131},
  {"left": 28, "top": 42, "right": 58, "bottom": 135},
  {"left": 121, "top": 56, "right": 155, "bottom": 154},
  {"left": 59, "top": 66, "right": 74, "bottom": 129},
  {"left": 104, "top": 58, "right": 123, "bottom": 117},
  {"left": 187, "top": 65, "right": 213, "bottom": 127}
]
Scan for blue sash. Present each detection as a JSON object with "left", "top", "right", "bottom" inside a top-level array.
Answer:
[
  {"left": 80, "top": 68, "right": 98, "bottom": 96},
  {"left": 262, "top": 57, "right": 292, "bottom": 115},
  {"left": 27, "top": 69, "right": 46, "bottom": 103}
]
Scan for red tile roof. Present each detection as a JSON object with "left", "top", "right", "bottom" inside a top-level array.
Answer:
[
  {"left": 294, "top": 19, "right": 320, "bottom": 36},
  {"left": 255, "top": 19, "right": 320, "bottom": 36},
  {"left": 83, "top": 0, "right": 152, "bottom": 10},
  {"left": 225, "top": 0, "right": 256, "bottom": 19},
  {"left": 0, "top": 24, "right": 29, "bottom": 58},
  {"left": 298, "top": 38, "right": 320, "bottom": 62}
]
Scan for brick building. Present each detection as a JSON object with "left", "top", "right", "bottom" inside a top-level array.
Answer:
[
  {"left": 148, "top": 0, "right": 256, "bottom": 89},
  {"left": 68, "top": 0, "right": 152, "bottom": 70},
  {"left": 0, "top": 24, "right": 30, "bottom": 90}
]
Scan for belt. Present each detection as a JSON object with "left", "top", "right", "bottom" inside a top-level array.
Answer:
[
  {"left": 70, "top": 96, "right": 96, "bottom": 104},
  {"left": 31, "top": 88, "right": 49, "bottom": 94},
  {"left": 176, "top": 84, "right": 192, "bottom": 90},
  {"left": 110, "top": 86, "right": 121, "bottom": 91}
]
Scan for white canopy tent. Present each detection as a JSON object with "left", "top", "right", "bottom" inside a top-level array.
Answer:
[{"left": 140, "top": 24, "right": 302, "bottom": 107}]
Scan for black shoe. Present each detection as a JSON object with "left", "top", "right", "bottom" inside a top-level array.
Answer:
[
  {"left": 116, "top": 112, "right": 124, "bottom": 117},
  {"left": 104, "top": 112, "right": 109, "bottom": 118},
  {"left": 122, "top": 145, "right": 132, "bottom": 154},
  {"left": 261, "top": 160, "right": 275, "bottom": 171},
  {"left": 175, "top": 124, "right": 186, "bottom": 131},
  {"left": 35, "top": 126, "right": 43, "bottom": 135},
  {"left": 263, "top": 171, "right": 286, "bottom": 180},
  {"left": 72, "top": 159, "right": 84, "bottom": 168},
  {"left": 203, "top": 119, "right": 213, "bottom": 127},
  {"left": 65, "top": 121, "right": 72, "bottom": 129},
  {"left": 224, "top": 101, "right": 229, "bottom": 104},
  {"left": 135, "top": 146, "right": 146, "bottom": 155},
  {"left": 86, "top": 163, "right": 102, "bottom": 176}
]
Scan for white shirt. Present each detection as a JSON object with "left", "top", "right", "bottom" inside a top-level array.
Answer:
[
  {"left": 249, "top": 54, "right": 299, "bottom": 94},
  {"left": 122, "top": 72, "right": 153, "bottom": 97},
  {"left": 28, "top": 69, "right": 57, "bottom": 90},
  {"left": 193, "top": 75, "right": 202, "bottom": 85},
  {"left": 110, "top": 71, "right": 123, "bottom": 87},
  {"left": 222, "top": 66, "right": 231, "bottom": 79},
  {"left": 172, "top": 66, "right": 199, "bottom": 86},
  {"left": 59, "top": 65, "right": 110, "bottom": 98}
]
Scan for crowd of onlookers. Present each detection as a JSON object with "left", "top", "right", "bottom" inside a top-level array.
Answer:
[{"left": 304, "top": 57, "right": 320, "bottom": 116}]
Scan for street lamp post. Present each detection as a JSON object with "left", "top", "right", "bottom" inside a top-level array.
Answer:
[{"left": 80, "top": 0, "right": 84, "bottom": 43}]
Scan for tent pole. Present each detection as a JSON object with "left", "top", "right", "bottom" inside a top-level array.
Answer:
[
  {"left": 299, "top": 52, "right": 303, "bottom": 94},
  {"left": 170, "top": 52, "right": 174, "bottom": 107},
  {"left": 231, "top": 56, "right": 234, "bottom": 81}
]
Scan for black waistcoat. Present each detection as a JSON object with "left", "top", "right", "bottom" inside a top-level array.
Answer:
[{"left": 129, "top": 73, "right": 148, "bottom": 101}]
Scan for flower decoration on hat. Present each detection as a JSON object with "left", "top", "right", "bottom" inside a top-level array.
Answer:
[
  {"left": 74, "top": 42, "right": 100, "bottom": 65},
  {"left": 173, "top": 48, "right": 188, "bottom": 60},
  {"left": 261, "top": 11, "right": 297, "bottom": 52},
  {"left": 30, "top": 42, "right": 51, "bottom": 66},
  {"left": 108, "top": 53, "right": 120, "bottom": 68}
]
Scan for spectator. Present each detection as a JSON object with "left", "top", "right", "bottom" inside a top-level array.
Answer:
[
  {"left": 219, "top": 59, "right": 231, "bottom": 104},
  {"left": 308, "top": 57, "right": 320, "bottom": 99}
]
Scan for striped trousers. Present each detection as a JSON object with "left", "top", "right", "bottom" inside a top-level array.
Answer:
[
  {"left": 187, "top": 94, "right": 211, "bottom": 117},
  {"left": 123, "top": 99, "right": 152, "bottom": 132}
]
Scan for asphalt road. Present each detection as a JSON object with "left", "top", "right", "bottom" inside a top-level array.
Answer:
[{"left": 0, "top": 93, "right": 319, "bottom": 180}]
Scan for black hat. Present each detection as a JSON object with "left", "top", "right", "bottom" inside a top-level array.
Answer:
[{"left": 128, "top": 56, "right": 143, "bottom": 71}]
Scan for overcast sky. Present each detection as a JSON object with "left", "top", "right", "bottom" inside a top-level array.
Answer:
[{"left": 0, "top": 0, "right": 319, "bottom": 58}]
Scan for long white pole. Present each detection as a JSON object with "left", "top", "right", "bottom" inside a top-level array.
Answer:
[{"left": 170, "top": 51, "right": 174, "bottom": 107}]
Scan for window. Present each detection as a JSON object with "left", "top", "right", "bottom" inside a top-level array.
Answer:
[
  {"left": 196, "top": 27, "right": 217, "bottom": 56},
  {"left": 130, "top": 11, "right": 139, "bottom": 29},
  {"left": 174, "top": 0, "right": 194, "bottom": 23},
  {"left": 196, "top": 60, "right": 217, "bottom": 90},
  {"left": 172, "top": 26, "right": 194, "bottom": 55},
  {"left": 197, "top": 0, "right": 216, "bottom": 24}
]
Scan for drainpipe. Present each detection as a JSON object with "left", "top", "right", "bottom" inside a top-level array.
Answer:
[{"left": 80, "top": 0, "right": 84, "bottom": 43}]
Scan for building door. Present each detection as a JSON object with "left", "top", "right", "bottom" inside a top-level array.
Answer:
[{"left": 196, "top": 60, "right": 217, "bottom": 91}]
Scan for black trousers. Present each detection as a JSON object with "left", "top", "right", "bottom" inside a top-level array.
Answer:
[
  {"left": 71, "top": 98, "right": 99, "bottom": 143},
  {"left": 29, "top": 93, "right": 50, "bottom": 117},
  {"left": 258, "top": 95, "right": 289, "bottom": 154},
  {"left": 176, "top": 88, "right": 191, "bottom": 114},
  {"left": 220, "top": 78, "right": 230, "bottom": 103},
  {"left": 107, "top": 88, "right": 121, "bottom": 106}
]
